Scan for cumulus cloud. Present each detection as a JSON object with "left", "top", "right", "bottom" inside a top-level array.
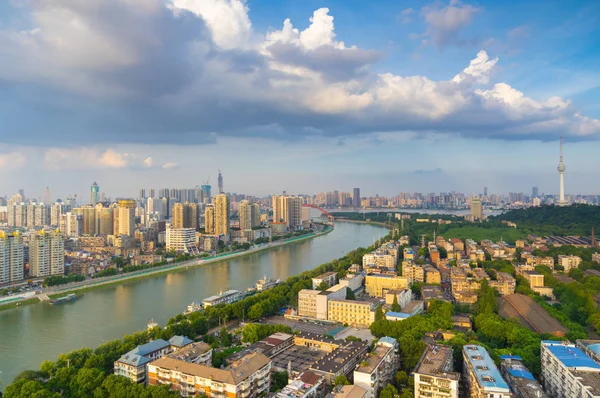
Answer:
[
  {"left": 398, "top": 8, "right": 415, "bottom": 24},
  {"left": 162, "top": 162, "right": 178, "bottom": 170},
  {"left": 0, "top": 0, "right": 598, "bottom": 146},
  {"left": 421, "top": 0, "right": 479, "bottom": 49},
  {"left": 42, "top": 147, "right": 176, "bottom": 170},
  {"left": 0, "top": 152, "right": 27, "bottom": 170}
]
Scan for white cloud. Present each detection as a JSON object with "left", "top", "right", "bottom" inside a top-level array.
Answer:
[
  {"left": 398, "top": 8, "right": 415, "bottom": 24},
  {"left": 162, "top": 162, "right": 178, "bottom": 170},
  {"left": 421, "top": 0, "right": 479, "bottom": 48},
  {"left": 143, "top": 157, "right": 153, "bottom": 168},
  {"left": 0, "top": 152, "right": 27, "bottom": 170},
  {"left": 44, "top": 148, "right": 130, "bottom": 170},
  {"left": 452, "top": 50, "right": 499, "bottom": 84}
]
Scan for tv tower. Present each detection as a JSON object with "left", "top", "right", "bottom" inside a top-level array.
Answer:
[
  {"left": 217, "top": 170, "right": 224, "bottom": 194},
  {"left": 557, "top": 136, "right": 566, "bottom": 205}
]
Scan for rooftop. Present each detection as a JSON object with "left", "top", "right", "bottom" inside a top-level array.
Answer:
[
  {"left": 500, "top": 356, "right": 548, "bottom": 398},
  {"left": 310, "top": 341, "right": 368, "bottom": 374},
  {"left": 571, "top": 370, "right": 600, "bottom": 392},
  {"left": 314, "top": 272, "right": 337, "bottom": 279},
  {"left": 328, "top": 385, "right": 368, "bottom": 398},
  {"left": 401, "top": 300, "right": 424, "bottom": 314},
  {"left": 464, "top": 345, "right": 509, "bottom": 391},
  {"left": 150, "top": 351, "right": 270, "bottom": 384},
  {"left": 415, "top": 344, "right": 460, "bottom": 380},
  {"left": 355, "top": 343, "right": 395, "bottom": 374},
  {"left": 167, "top": 342, "right": 212, "bottom": 362},
  {"left": 168, "top": 335, "right": 193, "bottom": 348},
  {"left": 542, "top": 341, "right": 600, "bottom": 370},
  {"left": 386, "top": 311, "right": 411, "bottom": 319}
]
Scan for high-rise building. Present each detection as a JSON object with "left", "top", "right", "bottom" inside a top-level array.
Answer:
[
  {"left": 218, "top": 170, "right": 224, "bottom": 194},
  {"left": 26, "top": 203, "right": 49, "bottom": 227},
  {"left": 139, "top": 189, "right": 146, "bottom": 200},
  {"left": 272, "top": 195, "right": 303, "bottom": 230},
  {"left": 462, "top": 345, "right": 511, "bottom": 398},
  {"left": 50, "top": 203, "right": 63, "bottom": 226},
  {"left": 204, "top": 205, "right": 215, "bottom": 234},
  {"left": 239, "top": 200, "right": 260, "bottom": 230},
  {"left": 353, "top": 188, "right": 361, "bottom": 208},
  {"left": 61, "top": 212, "right": 83, "bottom": 237},
  {"left": 557, "top": 135, "right": 567, "bottom": 205},
  {"left": 0, "top": 231, "right": 24, "bottom": 283},
  {"left": 414, "top": 344, "right": 460, "bottom": 398},
  {"left": 73, "top": 206, "right": 96, "bottom": 236},
  {"left": 483, "top": 187, "right": 488, "bottom": 197},
  {"left": 470, "top": 198, "right": 483, "bottom": 220},
  {"left": 29, "top": 230, "right": 64, "bottom": 278},
  {"left": 173, "top": 203, "right": 198, "bottom": 230},
  {"left": 90, "top": 182, "right": 100, "bottom": 205},
  {"left": 95, "top": 204, "right": 114, "bottom": 236},
  {"left": 114, "top": 199, "right": 136, "bottom": 237},
  {"left": 149, "top": 189, "right": 155, "bottom": 198},
  {"left": 532, "top": 186, "right": 539, "bottom": 198},
  {"left": 200, "top": 185, "right": 211, "bottom": 204},
  {"left": 44, "top": 186, "right": 51, "bottom": 204},
  {"left": 214, "top": 194, "right": 230, "bottom": 237}
]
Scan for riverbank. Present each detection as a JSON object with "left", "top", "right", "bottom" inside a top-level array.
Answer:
[{"left": 0, "top": 226, "right": 334, "bottom": 311}]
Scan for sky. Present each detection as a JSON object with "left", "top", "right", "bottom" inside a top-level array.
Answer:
[{"left": 0, "top": 0, "right": 599, "bottom": 200}]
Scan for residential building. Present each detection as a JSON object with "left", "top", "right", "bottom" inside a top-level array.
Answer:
[
  {"left": 490, "top": 272, "right": 516, "bottom": 295},
  {"left": 500, "top": 355, "right": 548, "bottom": 398},
  {"left": 214, "top": 194, "right": 231, "bottom": 237},
  {"left": 277, "top": 371, "right": 325, "bottom": 398},
  {"left": 90, "top": 182, "right": 100, "bottom": 205},
  {"left": 73, "top": 205, "right": 97, "bottom": 236},
  {"left": 593, "top": 253, "right": 600, "bottom": 263},
  {"left": 327, "top": 299, "right": 376, "bottom": 328},
  {"left": 298, "top": 289, "right": 320, "bottom": 318},
  {"left": 328, "top": 385, "right": 368, "bottom": 398},
  {"left": 353, "top": 337, "right": 399, "bottom": 398},
  {"left": 309, "top": 341, "right": 369, "bottom": 384},
  {"left": 204, "top": 205, "right": 215, "bottom": 234},
  {"left": 114, "top": 339, "right": 174, "bottom": 384},
  {"left": 29, "top": 229, "right": 64, "bottom": 277},
  {"left": 298, "top": 284, "right": 347, "bottom": 320},
  {"left": 239, "top": 200, "right": 260, "bottom": 231},
  {"left": 365, "top": 274, "right": 409, "bottom": 297},
  {"left": 353, "top": 188, "right": 361, "bottom": 208},
  {"left": 61, "top": 212, "right": 83, "bottom": 237},
  {"left": 462, "top": 345, "right": 511, "bottom": 398},
  {"left": 470, "top": 198, "right": 483, "bottom": 220},
  {"left": 0, "top": 231, "right": 24, "bottom": 283},
  {"left": 557, "top": 255, "right": 582, "bottom": 272},
  {"left": 272, "top": 195, "right": 303, "bottom": 230},
  {"left": 148, "top": 352, "right": 272, "bottom": 397},
  {"left": 95, "top": 204, "right": 114, "bottom": 236},
  {"left": 402, "top": 261, "right": 424, "bottom": 284},
  {"left": 165, "top": 341, "right": 212, "bottom": 366},
  {"left": 385, "top": 289, "right": 412, "bottom": 308},
  {"left": 541, "top": 340, "right": 600, "bottom": 398},
  {"left": 338, "top": 273, "right": 364, "bottom": 293},
  {"left": 401, "top": 300, "right": 424, "bottom": 316},
  {"left": 166, "top": 228, "right": 197, "bottom": 254},
  {"left": 414, "top": 344, "right": 460, "bottom": 398},
  {"left": 312, "top": 272, "right": 338, "bottom": 289},
  {"left": 172, "top": 202, "right": 198, "bottom": 230},
  {"left": 424, "top": 266, "right": 441, "bottom": 284},
  {"left": 403, "top": 247, "right": 415, "bottom": 261},
  {"left": 363, "top": 252, "right": 396, "bottom": 269},
  {"left": 421, "top": 285, "right": 446, "bottom": 304},
  {"left": 577, "top": 340, "right": 600, "bottom": 364},
  {"left": 114, "top": 199, "right": 136, "bottom": 237}
]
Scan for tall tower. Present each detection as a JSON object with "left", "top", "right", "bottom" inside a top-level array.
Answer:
[
  {"left": 90, "top": 182, "right": 100, "bottom": 205},
  {"left": 557, "top": 136, "right": 566, "bottom": 205},
  {"left": 217, "top": 170, "right": 224, "bottom": 195},
  {"left": 214, "top": 194, "right": 230, "bottom": 237}
]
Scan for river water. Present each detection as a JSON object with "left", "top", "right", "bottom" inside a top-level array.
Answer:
[{"left": 0, "top": 221, "right": 388, "bottom": 385}]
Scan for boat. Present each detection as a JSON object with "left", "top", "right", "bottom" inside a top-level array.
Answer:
[
  {"left": 49, "top": 293, "right": 79, "bottom": 305},
  {"left": 202, "top": 289, "right": 244, "bottom": 308},
  {"left": 147, "top": 319, "right": 159, "bottom": 330},
  {"left": 255, "top": 275, "right": 281, "bottom": 291},
  {"left": 184, "top": 301, "right": 202, "bottom": 315}
]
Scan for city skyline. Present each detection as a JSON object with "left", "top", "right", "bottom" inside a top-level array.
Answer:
[{"left": 1, "top": 1, "right": 599, "bottom": 196}]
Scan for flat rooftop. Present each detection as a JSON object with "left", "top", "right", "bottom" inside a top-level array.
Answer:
[
  {"left": 355, "top": 344, "right": 393, "bottom": 374},
  {"left": 571, "top": 370, "right": 600, "bottom": 392},
  {"left": 415, "top": 345, "right": 459, "bottom": 380},
  {"left": 310, "top": 341, "right": 368, "bottom": 374},
  {"left": 271, "top": 345, "right": 327, "bottom": 375},
  {"left": 464, "top": 345, "right": 509, "bottom": 391},
  {"left": 500, "top": 356, "right": 548, "bottom": 398},
  {"left": 542, "top": 341, "right": 600, "bottom": 370}
]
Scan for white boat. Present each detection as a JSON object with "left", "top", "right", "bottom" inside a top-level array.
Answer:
[
  {"left": 255, "top": 275, "right": 281, "bottom": 291},
  {"left": 184, "top": 301, "right": 202, "bottom": 315},
  {"left": 147, "top": 319, "right": 159, "bottom": 330}
]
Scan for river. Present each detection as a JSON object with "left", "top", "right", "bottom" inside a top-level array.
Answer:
[{"left": 0, "top": 221, "right": 388, "bottom": 386}]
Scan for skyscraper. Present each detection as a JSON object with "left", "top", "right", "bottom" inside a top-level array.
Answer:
[
  {"left": 139, "top": 189, "right": 146, "bottom": 200},
  {"left": 95, "top": 204, "right": 114, "bottom": 236},
  {"left": 44, "top": 186, "right": 51, "bottom": 204},
  {"left": 0, "top": 231, "right": 24, "bottom": 283},
  {"left": 173, "top": 203, "right": 198, "bottom": 230},
  {"left": 114, "top": 199, "right": 136, "bottom": 237},
  {"left": 557, "top": 135, "right": 566, "bottom": 205},
  {"left": 90, "top": 182, "right": 100, "bottom": 205},
  {"left": 200, "top": 185, "right": 212, "bottom": 204},
  {"left": 470, "top": 198, "right": 483, "bottom": 220},
  {"left": 272, "top": 195, "right": 303, "bottom": 230},
  {"left": 29, "top": 230, "right": 64, "bottom": 278},
  {"left": 353, "top": 188, "right": 361, "bottom": 208},
  {"left": 214, "top": 194, "right": 230, "bottom": 236},
  {"left": 483, "top": 187, "right": 488, "bottom": 197},
  {"left": 532, "top": 186, "right": 539, "bottom": 198},
  {"left": 204, "top": 205, "right": 215, "bottom": 234},
  {"left": 218, "top": 170, "right": 224, "bottom": 194},
  {"left": 239, "top": 200, "right": 260, "bottom": 230}
]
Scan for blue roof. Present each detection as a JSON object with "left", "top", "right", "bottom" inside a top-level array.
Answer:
[
  {"left": 386, "top": 311, "right": 412, "bottom": 319},
  {"left": 500, "top": 356, "right": 535, "bottom": 380},
  {"left": 169, "top": 335, "right": 193, "bottom": 348},
  {"left": 542, "top": 341, "right": 600, "bottom": 370},
  {"left": 588, "top": 343, "right": 600, "bottom": 355},
  {"left": 464, "top": 345, "right": 509, "bottom": 391},
  {"left": 378, "top": 336, "right": 398, "bottom": 346},
  {"left": 117, "top": 353, "right": 151, "bottom": 367},
  {"left": 131, "top": 339, "right": 170, "bottom": 356}
]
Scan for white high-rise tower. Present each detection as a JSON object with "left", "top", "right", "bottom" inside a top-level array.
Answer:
[{"left": 557, "top": 135, "right": 566, "bottom": 205}]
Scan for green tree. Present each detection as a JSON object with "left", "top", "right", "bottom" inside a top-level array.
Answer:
[
  {"left": 375, "top": 305, "right": 385, "bottom": 321},
  {"left": 346, "top": 288, "right": 356, "bottom": 300},
  {"left": 271, "top": 371, "right": 289, "bottom": 392},
  {"left": 334, "top": 375, "right": 351, "bottom": 386},
  {"left": 317, "top": 281, "right": 329, "bottom": 291},
  {"left": 394, "top": 370, "right": 408, "bottom": 388},
  {"left": 380, "top": 384, "right": 399, "bottom": 398},
  {"left": 391, "top": 295, "right": 401, "bottom": 312}
]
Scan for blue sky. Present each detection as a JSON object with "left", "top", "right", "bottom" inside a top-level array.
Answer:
[{"left": 0, "top": 0, "right": 599, "bottom": 200}]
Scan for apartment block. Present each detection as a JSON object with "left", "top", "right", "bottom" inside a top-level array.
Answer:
[
  {"left": 402, "top": 261, "right": 424, "bottom": 284},
  {"left": 365, "top": 274, "right": 409, "bottom": 297},
  {"left": 0, "top": 230, "right": 24, "bottom": 283},
  {"left": 353, "top": 337, "right": 399, "bottom": 398},
  {"left": 541, "top": 340, "right": 600, "bottom": 398},
  {"left": 414, "top": 344, "right": 460, "bottom": 398},
  {"left": 312, "top": 272, "right": 338, "bottom": 289},
  {"left": 557, "top": 255, "right": 582, "bottom": 273},
  {"left": 29, "top": 229, "right": 64, "bottom": 277},
  {"left": 114, "top": 338, "right": 183, "bottom": 384},
  {"left": 166, "top": 228, "right": 197, "bottom": 255},
  {"left": 327, "top": 299, "right": 376, "bottom": 328},
  {"left": 148, "top": 352, "right": 272, "bottom": 397},
  {"left": 329, "top": 385, "right": 368, "bottom": 397},
  {"left": 363, "top": 252, "right": 396, "bottom": 269},
  {"left": 384, "top": 288, "right": 412, "bottom": 308},
  {"left": 500, "top": 355, "right": 547, "bottom": 398},
  {"left": 309, "top": 341, "right": 369, "bottom": 384},
  {"left": 462, "top": 345, "right": 511, "bottom": 398},
  {"left": 490, "top": 272, "right": 516, "bottom": 296},
  {"left": 298, "top": 284, "right": 346, "bottom": 320},
  {"left": 424, "top": 266, "right": 441, "bottom": 284}
]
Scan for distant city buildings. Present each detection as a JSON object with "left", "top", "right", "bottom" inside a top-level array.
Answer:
[{"left": 0, "top": 231, "right": 24, "bottom": 283}]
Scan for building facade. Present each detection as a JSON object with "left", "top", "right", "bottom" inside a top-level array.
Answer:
[
  {"left": 166, "top": 228, "right": 197, "bottom": 254},
  {"left": 414, "top": 344, "right": 460, "bottom": 398},
  {"left": 214, "top": 194, "right": 230, "bottom": 237},
  {"left": 365, "top": 274, "right": 409, "bottom": 297},
  {"left": 29, "top": 230, "right": 64, "bottom": 278},
  {"left": 353, "top": 337, "right": 399, "bottom": 398},
  {"left": 0, "top": 231, "right": 24, "bottom": 283},
  {"left": 327, "top": 299, "right": 376, "bottom": 328},
  {"left": 462, "top": 345, "right": 511, "bottom": 398}
]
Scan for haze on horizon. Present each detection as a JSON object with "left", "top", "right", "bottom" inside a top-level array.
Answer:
[{"left": 1, "top": 0, "right": 599, "bottom": 198}]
